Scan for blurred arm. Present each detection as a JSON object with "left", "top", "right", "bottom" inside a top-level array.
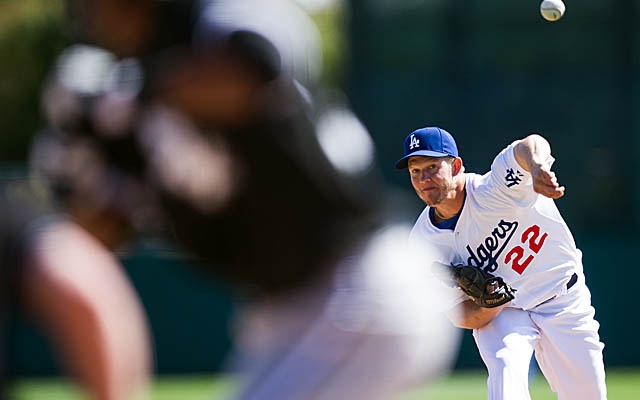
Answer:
[
  {"left": 20, "top": 221, "right": 151, "bottom": 400},
  {"left": 513, "top": 134, "right": 565, "bottom": 199},
  {"left": 446, "top": 300, "right": 509, "bottom": 330}
]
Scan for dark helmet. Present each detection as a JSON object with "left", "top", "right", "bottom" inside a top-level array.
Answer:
[{"left": 192, "top": 0, "right": 322, "bottom": 85}]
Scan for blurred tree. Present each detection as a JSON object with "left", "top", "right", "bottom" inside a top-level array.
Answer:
[
  {"left": 307, "top": 1, "right": 348, "bottom": 89},
  {"left": 0, "top": 0, "right": 66, "bottom": 162}
]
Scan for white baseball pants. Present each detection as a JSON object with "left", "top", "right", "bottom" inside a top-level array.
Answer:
[
  {"left": 229, "top": 225, "right": 461, "bottom": 400},
  {"left": 473, "top": 275, "right": 607, "bottom": 400}
]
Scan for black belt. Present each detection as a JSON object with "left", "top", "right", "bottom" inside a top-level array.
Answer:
[
  {"left": 534, "top": 273, "right": 578, "bottom": 308},
  {"left": 566, "top": 273, "right": 578, "bottom": 290}
]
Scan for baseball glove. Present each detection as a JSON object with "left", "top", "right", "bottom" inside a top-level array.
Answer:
[{"left": 431, "top": 262, "right": 516, "bottom": 308}]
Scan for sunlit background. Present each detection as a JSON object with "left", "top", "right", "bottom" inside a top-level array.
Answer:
[{"left": 1, "top": 0, "right": 639, "bottom": 398}]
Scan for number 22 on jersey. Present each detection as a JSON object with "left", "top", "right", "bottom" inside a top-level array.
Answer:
[{"left": 504, "top": 224, "right": 548, "bottom": 274}]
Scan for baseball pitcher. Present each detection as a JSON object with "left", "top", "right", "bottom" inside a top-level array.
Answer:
[{"left": 396, "top": 126, "right": 606, "bottom": 400}]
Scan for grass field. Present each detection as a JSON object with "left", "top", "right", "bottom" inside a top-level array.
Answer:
[{"left": 10, "top": 368, "right": 640, "bottom": 399}]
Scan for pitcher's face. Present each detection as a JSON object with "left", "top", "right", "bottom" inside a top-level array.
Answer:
[{"left": 408, "top": 156, "right": 455, "bottom": 206}]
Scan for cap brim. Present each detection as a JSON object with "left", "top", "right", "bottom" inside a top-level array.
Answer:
[{"left": 394, "top": 150, "right": 450, "bottom": 169}]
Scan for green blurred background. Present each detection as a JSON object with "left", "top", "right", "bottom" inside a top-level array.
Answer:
[{"left": 1, "top": 0, "right": 639, "bottom": 392}]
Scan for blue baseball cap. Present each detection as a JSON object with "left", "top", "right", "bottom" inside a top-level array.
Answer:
[{"left": 394, "top": 126, "right": 458, "bottom": 169}]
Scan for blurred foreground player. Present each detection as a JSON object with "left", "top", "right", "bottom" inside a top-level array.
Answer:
[
  {"left": 36, "top": 1, "right": 461, "bottom": 398},
  {"left": 0, "top": 188, "right": 151, "bottom": 400}
]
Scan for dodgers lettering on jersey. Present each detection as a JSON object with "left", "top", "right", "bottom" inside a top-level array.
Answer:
[
  {"left": 465, "top": 219, "right": 518, "bottom": 273},
  {"left": 410, "top": 141, "right": 582, "bottom": 310}
]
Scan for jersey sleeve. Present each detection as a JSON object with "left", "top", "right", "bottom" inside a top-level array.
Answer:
[{"left": 486, "top": 140, "right": 555, "bottom": 207}]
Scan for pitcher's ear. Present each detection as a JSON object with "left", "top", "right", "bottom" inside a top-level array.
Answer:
[{"left": 452, "top": 157, "right": 464, "bottom": 176}]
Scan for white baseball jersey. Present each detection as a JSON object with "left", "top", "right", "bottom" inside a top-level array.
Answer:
[{"left": 410, "top": 141, "right": 581, "bottom": 310}]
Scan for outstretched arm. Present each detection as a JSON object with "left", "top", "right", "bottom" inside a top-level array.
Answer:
[
  {"left": 513, "top": 134, "right": 565, "bottom": 199},
  {"left": 21, "top": 221, "right": 152, "bottom": 400}
]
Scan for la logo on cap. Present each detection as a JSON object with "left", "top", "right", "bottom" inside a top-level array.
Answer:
[
  {"left": 409, "top": 134, "right": 420, "bottom": 150},
  {"left": 394, "top": 126, "right": 459, "bottom": 169}
]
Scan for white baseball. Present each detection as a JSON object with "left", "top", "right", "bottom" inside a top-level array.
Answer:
[{"left": 540, "top": 0, "right": 565, "bottom": 22}]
